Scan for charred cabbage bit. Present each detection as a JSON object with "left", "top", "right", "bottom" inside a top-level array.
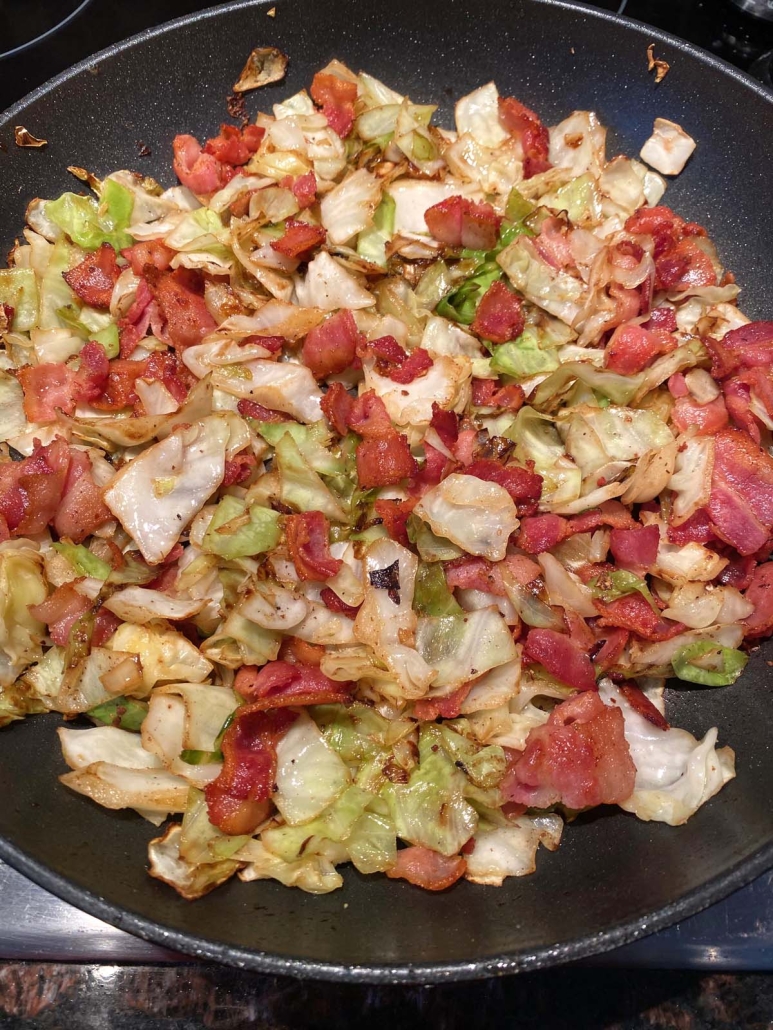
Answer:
[
  {"left": 233, "top": 47, "right": 289, "bottom": 93},
  {"left": 0, "top": 52, "right": 760, "bottom": 902},
  {"left": 14, "top": 127, "right": 47, "bottom": 148}
]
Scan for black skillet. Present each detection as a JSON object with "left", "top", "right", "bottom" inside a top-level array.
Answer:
[{"left": 1, "top": 0, "right": 772, "bottom": 984}]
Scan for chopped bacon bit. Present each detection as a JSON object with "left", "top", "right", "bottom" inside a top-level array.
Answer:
[
  {"left": 122, "top": 241, "right": 174, "bottom": 277},
  {"left": 642, "top": 306, "right": 678, "bottom": 333},
  {"left": 718, "top": 321, "right": 773, "bottom": 372},
  {"left": 516, "top": 513, "right": 568, "bottom": 554},
  {"left": 356, "top": 434, "right": 418, "bottom": 488},
  {"left": 234, "top": 660, "right": 353, "bottom": 707},
  {"left": 498, "top": 96, "right": 551, "bottom": 178},
  {"left": 413, "top": 683, "right": 475, "bottom": 721},
  {"left": 424, "top": 195, "right": 502, "bottom": 250},
  {"left": 205, "top": 707, "right": 297, "bottom": 835},
  {"left": 534, "top": 216, "right": 575, "bottom": 270},
  {"left": 237, "top": 398, "right": 292, "bottom": 423},
  {"left": 472, "top": 378, "right": 498, "bottom": 406},
  {"left": 524, "top": 628, "right": 597, "bottom": 690},
  {"left": 29, "top": 581, "right": 92, "bottom": 646},
  {"left": 62, "top": 244, "right": 121, "bottom": 309},
  {"left": 278, "top": 636, "right": 327, "bottom": 666},
  {"left": 619, "top": 682, "right": 669, "bottom": 730},
  {"left": 280, "top": 171, "right": 318, "bottom": 209},
  {"left": 271, "top": 219, "right": 327, "bottom": 259},
  {"left": 223, "top": 451, "right": 257, "bottom": 486},
  {"left": 320, "top": 587, "right": 361, "bottom": 618},
  {"left": 717, "top": 553, "right": 756, "bottom": 591},
  {"left": 605, "top": 323, "right": 675, "bottom": 375},
  {"left": 592, "top": 628, "right": 630, "bottom": 672},
  {"left": 0, "top": 437, "right": 70, "bottom": 537},
  {"left": 470, "top": 281, "right": 525, "bottom": 344},
  {"left": 89, "top": 358, "right": 146, "bottom": 412},
  {"left": 302, "top": 309, "right": 363, "bottom": 380},
  {"left": 374, "top": 497, "right": 416, "bottom": 548},
  {"left": 656, "top": 238, "right": 717, "bottom": 292},
  {"left": 595, "top": 593, "right": 684, "bottom": 642},
  {"left": 362, "top": 335, "right": 434, "bottom": 384},
  {"left": 409, "top": 442, "right": 453, "bottom": 494},
  {"left": 445, "top": 553, "right": 540, "bottom": 597},
  {"left": 310, "top": 72, "right": 358, "bottom": 138},
  {"left": 672, "top": 394, "right": 729, "bottom": 435},
  {"left": 54, "top": 448, "right": 111, "bottom": 543},
  {"left": 501, "top": 691, "right": 635, "bottom": 808},
  {"left": 321, "top": 381, "right": 355, "bottom": 435},
  {"left": 609, "top": 524, "right": 660, "bottom": 572},
  {"left": 708, "top": 428, "right": 773, "bottom": 556},
  {"left": 17, "top": 363, "right": 76, "bottom": 423},
  {"left": 172, "top": 134, "right": 235, "bottom": 194},
  {"left": 204, "top": 123, "right": 265, "bottom": 165},
  {"left": 386, "top": 846, "right": 467, "bottom": 890},
  {"left": 471, "top": 378, "right": 525, "bottom": 412},
  {"left": 430, "top": 404, "right": 459, "bottom": 450},
  {"left": 145, "top": 267, "right": 217, "bottom": 351},
  {"left": 568, "top": 501, "right": 637, "bottom": 534},
  {"left": 347, "top": 390, "right": 393, "bottom": 438},
  {"left": 463, "top": 459, "right": 543, "bottom": 516},
  {"left": 742, "top": 562, "right": 773, "bottom": 638},
  {"left": 285, "top": 511, "right": 342, "bottom": 581}
]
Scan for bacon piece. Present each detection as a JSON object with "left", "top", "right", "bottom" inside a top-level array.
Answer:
[
  {"left": 89, "top": 358, "right": 146, "bottom": 412},
  {"left": 319, "top": 587, "right": 361, "bottom": 618},
  {"left": 285, "top": 511, "right": 342, "bottom": 581},
  {"left": 470, "top": 281, "right": 525, "bottom": 344},
  {"left": 667, "top": 508, "right": 714, "bottom": 545},
  {"left": 386, "top": 846, "right": 467, "bottom": 890},
  {"left": 75, "top": 341, "right": 112, "bottom": 403},
  {"left": 409, "top": 443, "right": 454, "bottom": 495},
  {"left": 524, "top": 628, "right": 597, "bottom": 690},
  {"left": 717, "top": 554, "right": 757, "bottom": 591},
  {"left": 54, "top": 448, "right": 111, "bottom": 543},
  {"left": 204, "top": 123, "right": 264, "bottom": 165},
  {"left": 568, "top": 501, "right": 637, "bottom": 534},
  {"left": 237, "top": 398, "right": 292, "bottom": 423},
  {"left": 0, "top": 437, "right": 71, "bottom": 537},
  {"left": 445, "top": 553, "right": 540, "bottom": 596},
  {"left": 302, "top": 309, "right": 362, "bottom": 380},
  {"left": 498, "top": 96, "right": 551, "bottom": 178},
  {"left": 643, "top": 306, "right": 678, "bottom": 333},
  {"left": 374, "top": 497, "right": 415, "bottom": 548},
  {"left": 619, "top": 682, "right": 669, "bottom": 731},
  {"left": 463, "top": 459, "right": 543, "bottom": 516},
  {"left": 424, "top": 195, "right": 502, "bottom": 250},
  {"left": 280, "top": 170, "right": 318, "bottom": 209},
  {"left": 742, "top": 561, "right": 773, "bottom": 638},
  {"left": 146, "top": 268, "right": 216, "bottom": 351},
  {"left": 604, "top": 323, "right": 675, "bottom": 375},
  {"left": 363, "top": 336, "right": 434, "bottom": 385},
  {"left": 347, "top": 390, "right": 393, "bottom": 437},
  {"left": 117, "top": 280, "right": 155, "bottom": 358},
  {"left": 430, "top": 404, "right": 459, "bottom": 450},
  {"left": 29, "top": 581, "right": 92, "bottom": 646},
  {"left": 413, "top": 683, "right": 474, "bottom": 721},
  {"left": 501, "top": 691, "right": 635, "bottom": 808},
  {"left": 516, "top": 513, "right": 567, "bottom": 554},
  {"left": 453, "top": 428, "right": 477, "bottom": 466},
  {"left": 62, "top": 244, "right": 120, "bottom": 309},
  {"left": 534, "top": 216, "right": 574, "bottom": 270},
  {"left": 609, "top": 525, "right": 659, "bottom": 572},
  {"left": 708, "top": 428, "right": 773, "bottom": 556},
  {"left": 592, "top": 628, "right": 630, "bottom": 672},
  {"left": 321, "top": 381, "right": 355, "bottom": 435},
  {"left": 471, "top": 378, "right": 525, "bottom": 411},
  {"left": 205, "top": 707, "right": 296, "bottom": 835},
  {"left": 223, "top": 451, "right": 257, "bottom": 486},
  {"left": 271, "top": 219, "right": 327, "bottom": 259},
  {"left": 356, "top": 434, "right": 418, "bottom": 488},
  {"left": 625, "top": 205, "right": 686, "bottom": 257},
  {"left": 671, "top": 394, "right": 728, "bottom": 435},
  {"left": 595, "top": 594, "right": 684, "bottom": 642},
  {"left": 122, "top": 241, "right": 174, "bottom": 277},
  {"left": 310, "top": 72, "right": 358, "bottom": 138},
  {"left": 234, "top": 660, "right": 353, "bottom": 708},
  {"left": 17, "top": 363, "right": 76, "bottom": 422},
  {"left": 278, "top": 636, "right": 327, "bottom": 666},
  {"left": 656, "top": 238, "right": 716, "bottom": 291},
  {"left": 719, "top": 321, "right": 773, "bottom": 369},
  {"left": 172, "top": 134, "right": 234, "bottom": 194}
]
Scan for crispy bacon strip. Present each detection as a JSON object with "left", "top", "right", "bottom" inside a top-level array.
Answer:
[
  {"left": 234, "top": 661, "right": 353, "bottom": 708},
  {"left": 285, "top": 511, "right": 342, "bottom": 581}
]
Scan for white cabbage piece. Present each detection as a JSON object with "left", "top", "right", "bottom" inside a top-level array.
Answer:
[
  {"left": 103, "top": 416, "right": 229, "bottom": 564},
  {"left": 218, "top": 300, "right": 325, "bottom": 342},
  {"left": 454, "top": 82, "right": 509, "bottom": 148},
  {"left": 464, "top": 814, "right": 564, "bottom": 885},
  {"left": 549, "top": 111, "right": 606, "bottom": 177},
  {"left": 459, "top": 657, "right": 522, "bottom": 715},
  {"left": 320, "top": 168, "right": 382, "bottom": 244},
  {"left": 662, "top": 583, "right": 753, "bottom": 629},
  {"left": 148, "top": 823, "right": 242, "bottom": 900},
  {"left": 414, "top": 474, "right": 520, "bottom": 561},
  {"left": 211, "top": 359, "right": 323, "bottom": 423},
  {"left": 668, "top": 436, "right": 714, "bottom": 525},
  {"left": 104, "top": 588, "right": 206, "bottom": 624},
  {"left": 628, "top": 623, "right": 744, "bottom": 670},
  {"left": 420, "top": 316, "right": 483, "bottom": 359},
  {"left": 444, "top": 131, "right": 523, "bottom": 197},
  {"left": 50, "top": 648, "right": 139, "bottom": 715},
  {"left": 58, "top": 726, "right": 161, "bottom": 771},
  {"left": 354, "top": 538, "right": 436, "bottom": 698},
  {"left": 537, "top": 552, "right": 597, "bottom": 617},
  {"left": 237, "top": 838, "right": 343, "bottom": 893},
  {"left": 598, "top": 156, "right": 666, "bottom": 217},
  {"left": 0, "top": 544, "right": 47, "bottom": 685},
  {"left": 497, "top": 237, "right": 585, "bottom": 325},
  {"left": 60, "top": 763, "right": 189, "bottom": 814},
  {"left": 600, "top": 679, "right": 734, "bottom": 825},
  {"left": 558, "top": 404, "right": 675, "bottom": 481},
  {"left": 108, "top": 622, "right": 213, "bottom": 693},
  {"left": 649, "top": 525, "right": 728, "bottom": 585},
  {"left": 415, "top": 607, "right": 518, "bottom": 690},
  {"left": 237, "top": 582, "right": 308, "bottom": 632},
  {"left": 295, "top": 251, "right": 375, "bottom": 310},
  {"left": 361, "top": 353, "right": 471, "bottom": 426},
  {"left": 291, "top": 600, "right": 358, "bottom": 646},
  {"left": 640, "top": 118, "right": 696, "bottom": 176},
  {"left": 0, "top": 372, "right": 28, "bottom": 443},
  {"left": 273, "top": 711, "right": 351, "bottom": 826}
]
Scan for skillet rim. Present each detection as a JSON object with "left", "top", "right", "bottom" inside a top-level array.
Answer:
[{"left": 1, "top": 0, "right": 772, "bottom": 983}]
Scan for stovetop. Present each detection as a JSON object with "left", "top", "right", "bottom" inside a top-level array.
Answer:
[{"left": 1, "top": 0, "right": 772, "bottom": 972}]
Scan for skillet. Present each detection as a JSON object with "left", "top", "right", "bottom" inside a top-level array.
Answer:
[{"left": 1, "top": 0, "right": 773, "bottom": 984}]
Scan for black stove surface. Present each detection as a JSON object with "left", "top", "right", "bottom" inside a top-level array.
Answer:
[{"left": 0, "top": 0, "right": 772, "bottom": 972}]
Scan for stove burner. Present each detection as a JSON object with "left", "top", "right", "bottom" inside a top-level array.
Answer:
[{"left": 0, "top": 0, "right": 93, "bottom": 61}]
